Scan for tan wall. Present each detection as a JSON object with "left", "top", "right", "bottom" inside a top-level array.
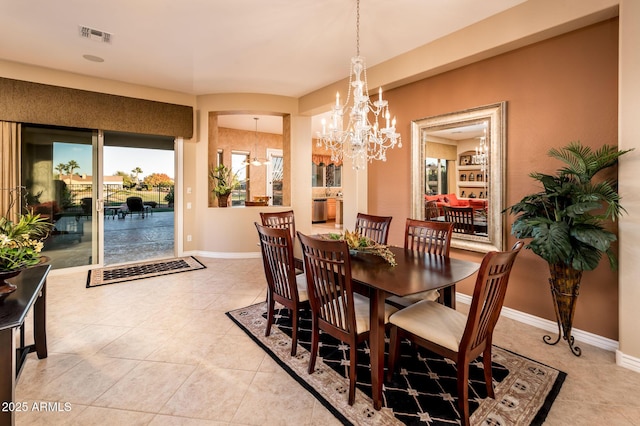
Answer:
[
  {"left": 369, "top": 19, "right": 620, "bottom": 339},
  {"left": 618, "top": 0, "right": 640, "bottom": 358}
]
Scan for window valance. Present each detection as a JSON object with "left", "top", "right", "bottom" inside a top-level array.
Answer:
[
  {"left": 0, "top": 77, "right": 193, "bottom": 138},
  {"left": 312, "top": 154, "right": 342, "bottom": 167}
]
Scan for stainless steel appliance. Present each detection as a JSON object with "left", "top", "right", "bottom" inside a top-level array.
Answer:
[{"left": 312, "top": 199, "right": 328, "bottom": 223}]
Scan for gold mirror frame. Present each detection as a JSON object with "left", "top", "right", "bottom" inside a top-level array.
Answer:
[{"left": 411, "top": 102, "right": 506, "bottom": 252}]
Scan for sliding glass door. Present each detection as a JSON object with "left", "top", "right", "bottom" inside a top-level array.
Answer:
[
  {"left": 21, "top": 125, "right": 177, "bottom": 270},
  {"left": 21, "top": 125, "right": 99, "bottom": 269}
]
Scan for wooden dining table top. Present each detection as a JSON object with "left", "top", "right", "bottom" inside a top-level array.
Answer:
[{"left": 348, "top": 246, "right": 480, "bottom": 297}]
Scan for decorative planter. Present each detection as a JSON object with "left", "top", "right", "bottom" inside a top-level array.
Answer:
[
  {"left": 543, "top": 262, "right": 583, "bottom": 356},
  {"left": 217, "top": 193, "right": 230, "bottom": 207},
  {"left": 0, "top": 270, "right": 21, "bottom": 302}
]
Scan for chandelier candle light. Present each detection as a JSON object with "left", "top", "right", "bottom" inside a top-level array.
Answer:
[{"left": 316, "top": 0, "right": 401, "bottom": 170}]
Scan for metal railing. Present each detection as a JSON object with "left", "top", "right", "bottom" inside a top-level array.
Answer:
[{"left": 65, "top": 184, "right": 174, "bottom": 209}]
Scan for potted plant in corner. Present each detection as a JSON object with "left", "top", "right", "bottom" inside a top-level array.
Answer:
[
  {"left": 209, "top": 164, "right": 240, "bottom": 207},
  {"left": 505, "top": 141, "right": 632, "bottom": 356}
]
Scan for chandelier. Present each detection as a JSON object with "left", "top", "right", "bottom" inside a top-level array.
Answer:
[
  {"left": 244, "top": 117, "right": 271, "bottom": 167},
  {"left": 316, "top": 0, "right": 401, "bottom": 170},
  {"left": 473, "top": 123, "right": 488, "bottom": 185}
]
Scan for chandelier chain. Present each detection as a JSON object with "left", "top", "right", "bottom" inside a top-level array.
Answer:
[{"left": 356, "top": 0, "right": 360, "bottom": 57}]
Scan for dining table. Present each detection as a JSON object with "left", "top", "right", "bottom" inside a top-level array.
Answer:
[{"left": 346, "top": 246, "right": 480, "bottom": 410}]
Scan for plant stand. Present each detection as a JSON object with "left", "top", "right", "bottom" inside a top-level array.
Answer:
[{"left": 543, "top": 263, "right": 583, "bottom": 356}]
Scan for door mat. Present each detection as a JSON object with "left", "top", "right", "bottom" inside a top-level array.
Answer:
[
  {"left": 227, "top": 303, "right": 566, "bottom": 426},
  {"left": 86, "top": 256, "right": 206, "bottom": 288}
]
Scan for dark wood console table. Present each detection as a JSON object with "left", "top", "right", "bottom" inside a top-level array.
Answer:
[{"left": 0, "top": 265, "right": 50, "bottom": 426}]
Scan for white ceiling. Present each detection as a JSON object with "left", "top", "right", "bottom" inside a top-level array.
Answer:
[
  {"left": 0, "top": 0, "right": 526, "bottom": 99},
  {"left": 1, "top": 1, "right": 528, "bottom": 135}
]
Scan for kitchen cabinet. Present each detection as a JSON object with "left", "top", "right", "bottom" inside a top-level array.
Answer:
[{"left": 327, "top": 198, "right": 336, "bottom": 220}]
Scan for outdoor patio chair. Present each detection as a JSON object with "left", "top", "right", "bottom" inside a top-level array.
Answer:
[{"left": 126, "top": 196, "right": 149, "bottom": 218}]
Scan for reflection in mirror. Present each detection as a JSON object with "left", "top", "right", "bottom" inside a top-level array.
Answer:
[{"left": 411, "top": 102, "right": 506, "bottom": 252}]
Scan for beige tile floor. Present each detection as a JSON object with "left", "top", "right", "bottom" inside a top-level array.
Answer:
[{"left": 14, "top": 255, "right": 640, "bottom": 425}]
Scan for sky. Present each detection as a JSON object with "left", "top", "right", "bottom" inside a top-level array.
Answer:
[{"left": 53, "top": 143, "right": 175, "bottom": 179}]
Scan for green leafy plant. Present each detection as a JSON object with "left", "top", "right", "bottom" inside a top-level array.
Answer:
[
  {"left": 209, "top": 164, "right": 241, "bottom": 197},
  {"left": 0, "top": 213, "right": 52, "bottom": 271},
  {"left": 505, "top": 141, "right": 632, "bottom": 271}
]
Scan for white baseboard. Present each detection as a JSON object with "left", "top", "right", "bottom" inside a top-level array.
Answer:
[
  {"left": 455, "top": 293, "right": 619, "bottom": 352},
  {"left": 186, "top": 250, "right": 261, "bottom": 259},
  {"left": 616, "top": 350, "right": 640, "bottom": 373}
]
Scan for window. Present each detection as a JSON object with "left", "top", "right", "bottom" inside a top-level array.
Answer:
[
  {"left": 231, "top": 152, "right": 248, "bottom": 206},
  {"left": 327, "top": 164, "right": 342, "bottom": 187},
  {"left": 425, "top": 158, "right": 448, "bottom": 195}
]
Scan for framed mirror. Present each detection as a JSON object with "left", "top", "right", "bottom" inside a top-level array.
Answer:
[{"left": 411, "top": 102, "right": 506, "bottom": 252}]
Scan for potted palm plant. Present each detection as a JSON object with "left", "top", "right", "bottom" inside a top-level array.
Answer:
[
  {"left": 505, "top": 141, "right": 632, "bottom": 355},
  {"left": 209, "top": 164, "right": 240, "bottom": 207}
]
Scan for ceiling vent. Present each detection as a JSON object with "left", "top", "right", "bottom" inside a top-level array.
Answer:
[{"left": 79, "top": 26, "right": 112, "bottom": 43}]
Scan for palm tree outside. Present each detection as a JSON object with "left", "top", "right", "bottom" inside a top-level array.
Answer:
[{"left": 66, "top": 160, "right": 79, "bottom": 184}]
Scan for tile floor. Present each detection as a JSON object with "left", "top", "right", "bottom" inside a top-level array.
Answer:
[{"left": 14, "top": 255, "right": 640, "bottom": 425}]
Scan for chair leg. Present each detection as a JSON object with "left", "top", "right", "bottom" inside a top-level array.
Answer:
[
  {"left": 386, "top": 325, "right": 400, "bottom": 382},
  {"left": 308, "top": 316, "right": 319, "bottom": 374},
  {"left": 265, "top": 293, "right": 274, "bottom": 337},
  {"left": 457, "top": 362, "right": 471, "bottom": 426},
  {"left": 483, "top": 345, "right": 495, "bottom": 399},
  {"left": 290, "top": 307, "right": 299, "bottom": 356},
  {"left": 348, "top": 341, "right": 357, "bottom": 405}
]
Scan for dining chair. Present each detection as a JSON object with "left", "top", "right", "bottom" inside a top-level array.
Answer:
[
  {"left": 387, "top": 219, "right": 455, "bottom": 308},
  {"left": 255, "top": 223, "right": 309, "bottom": 356},
  {"left": 443, "top": 205, "right": 475, "bottom": 234},
  {"left": 260, "top": 210, "right": 303, "bottom": 275},
  {"left": 424, "top": 200, "right": 440, "bottom": 220},
  {"left": 297, "top": 231, "right": 398, "bottom": 405},
  {"left": 355, "top": 213, "right": 392, "bottom": 244},
  {"left": 386, "top": 241, "right": 524, "bottom": 426},
  {"left": 260, "top": 210, "right": 296, "bottom": 241}
]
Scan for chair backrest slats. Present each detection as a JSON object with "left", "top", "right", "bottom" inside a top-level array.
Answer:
[
  {"left": 255, "top": 223, "right": 298, "bottom": 302},
  {"left": 355, "top": 213, "right": 392, "bottom": 245},
  {"left": 260, "top": 210, "right": 296, "bottom": 242},
  {"left": 404, "top": 218, "right": 453, "bottom": 256},
  {"left": 298, "top": 232, "right": 355, "bottom": 334},
  {"left": 462, "top": 241, "right": 524, "bottom": 353},
  {"left": 443, "top": 206, "right": 475, "bottom": 234}
]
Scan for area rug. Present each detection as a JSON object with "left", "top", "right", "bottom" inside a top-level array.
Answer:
[
  {"left": 226, "top": 303, "right": 566, "bottom": 426},
  {"left": 86, "top": 256, "right": 206, "bottom": 287}
]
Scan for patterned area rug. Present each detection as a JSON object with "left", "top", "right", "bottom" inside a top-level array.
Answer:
[
  {"left": 86, "top": 256, "right": 206, "bottom": 287},
  {"left": 227, "top": 303, "right": 566, "bottom": 426}
]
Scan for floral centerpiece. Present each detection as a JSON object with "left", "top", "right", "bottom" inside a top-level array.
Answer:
[
  {"left": 327, "top": 230, "right": 397, "bottom": 266},
  {"left": 0, "top": 212, "right": 51, "bottom": 272}
]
